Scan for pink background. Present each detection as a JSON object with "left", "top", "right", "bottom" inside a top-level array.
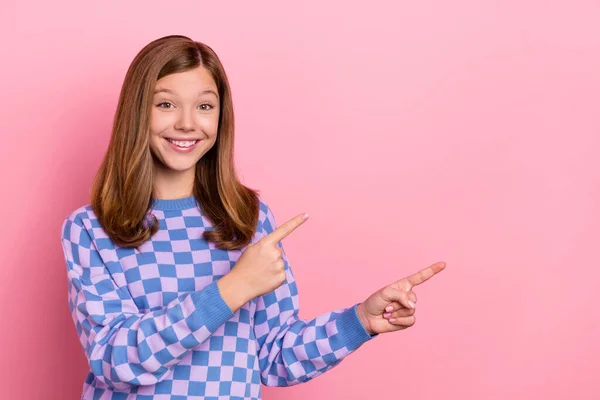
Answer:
[{"left": 2, "top": 1, "right": 599, "bottom": 399}]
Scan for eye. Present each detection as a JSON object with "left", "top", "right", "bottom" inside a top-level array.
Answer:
[
  {"left": 198, "top": 103, "right": 213, "bottom": 111},
  {"left": 156, "top": 102, "right": 173, "bottom": 109}
]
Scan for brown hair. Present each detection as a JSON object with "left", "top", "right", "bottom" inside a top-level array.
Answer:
[{"left": 90, "top": 35, "right": 260, "bottom": 251}]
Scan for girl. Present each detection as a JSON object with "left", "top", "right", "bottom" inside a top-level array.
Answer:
[{"left": 61, "top": 35, "right": 446, "bottom": 400}]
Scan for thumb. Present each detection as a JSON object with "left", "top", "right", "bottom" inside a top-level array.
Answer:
[
  {"left": 384, "top": 291, "right": 417, "bottom": 312},
  {"left": 381, "top": 286, "right": 414, "bottom": 309}
]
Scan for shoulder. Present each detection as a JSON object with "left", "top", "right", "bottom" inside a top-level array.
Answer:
[
  {"left": 256, "top": 196, "right": 279, "bottom": 234},
  {"left": 60, "top": 204, "right": 98, "bottom": 242},
  {"left": 257, "top": 197, "right": 273, "bottom": 220}
]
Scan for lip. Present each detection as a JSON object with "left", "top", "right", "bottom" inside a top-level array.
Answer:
[
  {"left": 166, "top": 137, "right": 202, "bottom": 141},
  {"left": 164, "top": 137, "right": 201, "bottom": 153}
]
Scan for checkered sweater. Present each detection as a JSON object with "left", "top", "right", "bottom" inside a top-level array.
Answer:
[{"left": 61, "top": 195, "right": 374, "bottom": 399}]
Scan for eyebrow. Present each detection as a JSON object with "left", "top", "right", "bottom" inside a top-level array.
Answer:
[{"left": 153, "top": 88, "right": 219, "bottom": 98}]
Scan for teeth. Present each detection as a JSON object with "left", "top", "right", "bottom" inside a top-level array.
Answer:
[{"left": 167, "top": 139, "right": 198, "bottom": 148}]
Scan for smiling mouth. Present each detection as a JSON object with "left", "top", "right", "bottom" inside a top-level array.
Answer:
[{"left": 166, "top": 138, "right": 199, "bottom": 148}]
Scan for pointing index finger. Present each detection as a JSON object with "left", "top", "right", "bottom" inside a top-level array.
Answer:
[
  {"left": 406, "top": 262, "right": 446, "bottom": 287},
  {"left": 261, "top": 213, "right": 309, "bottom": 245}
]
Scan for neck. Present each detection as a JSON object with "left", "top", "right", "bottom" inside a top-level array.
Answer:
[{"left": 153, "top": 163, "right": 195, "bottom": 200}]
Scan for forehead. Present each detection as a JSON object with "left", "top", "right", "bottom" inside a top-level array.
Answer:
[{"left": 154, "top": 66, "right": 218, "bottom": 96}]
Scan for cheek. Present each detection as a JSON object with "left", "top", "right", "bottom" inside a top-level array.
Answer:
[
  {"left": 149, "top": 111, "right": 171, "bottom": 135},
  {"left": 201, "top": 113, "right": 220, "bottom": 137}
]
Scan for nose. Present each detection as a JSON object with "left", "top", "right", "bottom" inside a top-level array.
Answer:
[{"left": 174, "top": 108, "right": 195, "bottom": 132}]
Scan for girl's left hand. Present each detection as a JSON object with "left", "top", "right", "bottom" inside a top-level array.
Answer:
[{"left": 356, "top": 262, "right": 446, "bottom": 335}]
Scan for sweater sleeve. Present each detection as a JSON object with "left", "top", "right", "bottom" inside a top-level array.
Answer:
[
  {"left": 61, "top": 212, "right": 234, "bottom": 390},
  {"left": 253, "top": 204, "right": 376, "bottom": 386}
]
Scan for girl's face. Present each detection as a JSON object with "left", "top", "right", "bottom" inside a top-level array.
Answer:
[{"left": 149, "top": 66, "right": 220, "bottom": 174}]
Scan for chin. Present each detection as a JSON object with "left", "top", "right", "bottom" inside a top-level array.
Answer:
[
  {"left": 153, "top": 154, "right": 197, "bottom": 172},
  {"left": 165, "top": 162, "right": 198, "bottom": 172}
]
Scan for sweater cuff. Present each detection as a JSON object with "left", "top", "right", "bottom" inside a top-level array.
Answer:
[
  {"left": 336, "top": 303, "right": 377, "bottom": 351},
  {"left": 190, "top": 280, "right": 235, "bottom": 332}
]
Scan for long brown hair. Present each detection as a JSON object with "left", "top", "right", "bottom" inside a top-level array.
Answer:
[{"left": 90, "top": 35, "right": 260, "bottom": 251}]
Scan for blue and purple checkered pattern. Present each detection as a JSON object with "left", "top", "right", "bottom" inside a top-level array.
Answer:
[{"left": 60, "top": 195, "right": 374, "bottom": 399}]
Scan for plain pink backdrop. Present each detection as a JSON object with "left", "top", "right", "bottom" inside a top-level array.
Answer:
[{"left": 1, "top": 1, "right": 599, "bottom": 399}]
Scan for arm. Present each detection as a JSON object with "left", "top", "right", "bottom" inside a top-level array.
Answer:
[
  {"left": 253, "top": 204, "right": 376, "bottom": 386},
  {"left": 61, "top": 212, "right": 234, "bottom": 390}
]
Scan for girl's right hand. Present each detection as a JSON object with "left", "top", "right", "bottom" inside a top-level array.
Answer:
[{"left": 217, "top": 212, "right": 309, "bottom": 312}]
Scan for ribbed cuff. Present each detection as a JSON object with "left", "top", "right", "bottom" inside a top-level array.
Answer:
[
  {"left": 336, "top": 303, "right": 377, "bottom": 351},
  {"left": 190, "top": 280, "right": 235, "bottom": 332}
]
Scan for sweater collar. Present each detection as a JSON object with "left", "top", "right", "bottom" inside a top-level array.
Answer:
[{"left": 151, "top": 195, "right": 198, "bottom": 211}]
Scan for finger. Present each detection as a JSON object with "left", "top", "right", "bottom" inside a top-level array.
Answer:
[
  {"left": 383, "top": 291, "right": 417, "bottom": 313},
  {"left": 384, "top": 307, "right": 415, "bottom": 319},
  {"left": 408, "top": 291, "right": 417, "bottom": 304},
  {"left": 388, "top": 315, "right": 416, "bottom": 327},
  {"left": 405, "top": 261, "right": 446, "bottom": 288},
  {"left": 382, "top": 287, "right": 413, "bottom": 309},
  {"left": 261, "top": 213, "right": 309, "bottom": 245},
  {"left": 384, "top": 302, "right": 401, "bottom": 313}
]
